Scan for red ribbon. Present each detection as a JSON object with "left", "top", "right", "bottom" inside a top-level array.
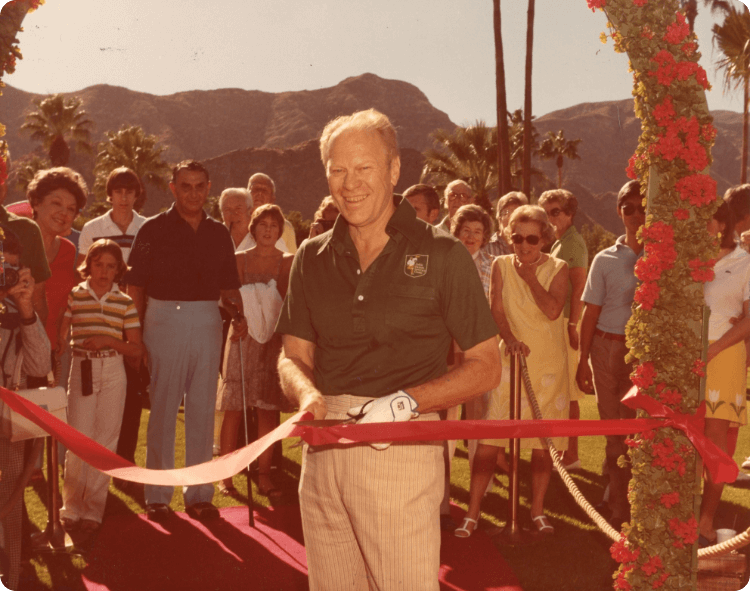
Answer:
[
  {"left": 621, "top": 386, "right": 738, "bottom": 483},
  {"left": 0, "top": 384, "right": 737, "bottom": 485}
]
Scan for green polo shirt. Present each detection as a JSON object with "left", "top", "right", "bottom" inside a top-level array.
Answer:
[
  {"left": 0, "top": 206, "right": 52, "bottom": 284},
  {"left": 276, "top": 196, "right": 498, "bottom": 398},
  {"left": 551, "top": 224, "right": 588, "bottom": 319}
]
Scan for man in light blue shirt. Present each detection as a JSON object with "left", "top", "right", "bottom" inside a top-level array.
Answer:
[{"left": 576, "top": 180, "right": 644, "bottom": 529}]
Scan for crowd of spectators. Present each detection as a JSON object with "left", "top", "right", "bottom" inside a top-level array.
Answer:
[{"left": 0, "top": 107, "right": 747, "bottom": 588}]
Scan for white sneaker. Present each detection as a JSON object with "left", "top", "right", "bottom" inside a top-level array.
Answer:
[
  {"left": 734, "top": 471, "right": 750, "bottom": 483},
  {"left": 742, "top": 456, "right": 750, "bottom": 471}
]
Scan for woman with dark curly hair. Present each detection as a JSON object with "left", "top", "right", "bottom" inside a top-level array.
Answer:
[
  {"left": 27, "top": 167, "right": 87, "bottom": 375},
  {"left": 216, "top": 204, "right": 294, "bottom": 498}
]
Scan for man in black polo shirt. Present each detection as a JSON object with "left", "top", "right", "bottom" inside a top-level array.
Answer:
[
  {"left": 276, "top": 110, "right": 501, "bottom": 590},
  {"left": 127, "top": 160, "right": 246, "bottom": 522}
]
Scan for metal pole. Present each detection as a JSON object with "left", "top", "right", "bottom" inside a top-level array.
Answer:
[
  {"left": 33, "top": 436, "right": 70, "bottom": 552},
  {"left": 237, "top": 335, "right": 255, "bottom": 527},
  {"left": 508, "top": 352, "right": 521, "bottom": 535},
  {"left": 497, "top": 351, "right": 536, "bottom": 545}
]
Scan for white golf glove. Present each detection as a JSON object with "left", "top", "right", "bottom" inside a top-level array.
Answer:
[{"left": 347, "top": 390, "right": 420, "bottom": 450}]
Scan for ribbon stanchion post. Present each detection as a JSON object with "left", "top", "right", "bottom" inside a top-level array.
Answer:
[
  {"left": 496, "top": 352, "right": 537, "bottom": 545},
  {"left": 32, "top": 436, "right": 72, "bottom": 552}
]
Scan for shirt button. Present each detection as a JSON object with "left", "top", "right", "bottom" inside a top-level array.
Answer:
[
  {"left": 356, "top": 269, "right": 361, "bottom": 275},
  {"left": 358, "top": 295, "right": 364, "bottom": 301}
]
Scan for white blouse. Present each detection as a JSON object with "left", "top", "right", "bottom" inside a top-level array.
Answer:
[{"left": 704, "top": 245, "right": 750, "bottom": 341}]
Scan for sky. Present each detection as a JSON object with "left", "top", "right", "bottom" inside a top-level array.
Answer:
[{"left": 2, "top": 0, "right": 750, "bottom": 127}]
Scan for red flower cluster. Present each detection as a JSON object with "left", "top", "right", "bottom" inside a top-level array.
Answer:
[
  {"left": 633, "top": 0, "right": 648, "bottom": 5},
  {"left": 633, "top": 222, "right": 677, "bottom": 309},
  {"left": 673, "top": 208, "right": 689, "bottom": 220},
  {"left": 611, "top": 536, "right": 640, "bottom": 565},
  {"left": 650, "top": 116, "right": 709, "bottom": 171},
  {"left": 652, "top": 572, "right": 670, "bottom": 589},
  {"left": 702, "top": 123, "right": 717, "bottom": 142},
  {"left": 668, "top": 515, "right": 698, "bottom": 549},
  {"left": 649, "top": 50, "right": 709, "bottom": 90},
  {"left": 614, "top": 573, "right": 633, "bottom": 591},
  {"left": 653, "top": 96, "right": 675, "bottom": 127},
  {"left": 656, "top": 383, "right": 683, "bottom": 406},
  {"left": 626, "top": 153, "right": 646, "bottom": 180},
  {"left": 692, "top": 359, "right": 706, "bottom": 377},
  {"left": 625, "top": 437, "right": 640, "bottom": 449},
  {"left": 642, "top": 555, "right": 664, "bottom": 576},
  {"left": 641, "top": 25, "right": 654, "bottom": 40},
  {"left": 660, "top": 491, "right": 680, "bottom": 508},
  {"left": 635, "top": 281, "right": 660, "bottom": 310},
  {"left": 586, "top": 0, "right": 606, "bottom": 10},
  {"left": 675, "top": 174, "right": 717, "bottom": 207},
  {"left": 681, "top": 41, "right": 697, "bottom": 56},
  {"left": 663, "top": 13, "right": 689, "bottom": 45},
  {"left": 632, "top": 362, "right": 657, "bottom": 389},
  {"left": 652, "top": 438, "right": 687, "bottom": 474},
  {"left": 689, "top": 258, "right": 716, "bottom": 282}
]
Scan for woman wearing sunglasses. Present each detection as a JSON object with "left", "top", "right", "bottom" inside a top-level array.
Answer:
[{"left": 458, "top": 205, "right": 569, "bottom": 537}]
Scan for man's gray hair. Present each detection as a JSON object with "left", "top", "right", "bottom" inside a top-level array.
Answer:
[
  {"left": 247, "top": 173, "right": 276, "bottom": 196},
  {"left": 319, "top": 109, "right": 399, "bottom": 165},
  {"left": 219, "top": 188, "right": 252, "bottom": 213}
]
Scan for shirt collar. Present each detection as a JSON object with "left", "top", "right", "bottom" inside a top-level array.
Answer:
[
  {"left": 560, "top": 224, "right": 577, "bottom": 241},
  {"left": 166, "top": 203, "right": 208, "bottom": 226},
  {"left": 317, "top": 195, "right": 422, "bottom": 256},
  {"left": 83, "top": 278, "right": 120, "bottom": 303}
]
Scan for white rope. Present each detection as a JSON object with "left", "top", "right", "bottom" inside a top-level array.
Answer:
[{"left": 515, "top": 355, "right": 750, "bottom": 557}]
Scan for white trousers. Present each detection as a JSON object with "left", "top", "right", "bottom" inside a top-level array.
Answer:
[{"left": 61, "top": 355, "right": 126, "bottom": 523}]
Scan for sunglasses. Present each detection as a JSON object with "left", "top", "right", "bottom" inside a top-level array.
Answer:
[
  {"left": 621, "top": 203, "right": 646, "bottom": 216},
  {"left": 511, "top": 233, "right": 541, "bottom": 246},
  {"left": 448, "top": 191, "right": 472, "bottom": 204}
]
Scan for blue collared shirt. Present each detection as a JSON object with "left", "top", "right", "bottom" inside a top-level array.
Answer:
[{"left": 581, "top": 235, "right": 641, "bottom": 335}]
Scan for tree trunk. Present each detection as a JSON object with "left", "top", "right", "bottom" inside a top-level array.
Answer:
[
  {"left": 523, "top": 0, "right": 535, "bottom": 199},
  {"left": 742, "top": 73, "right": 748, "bottom": 184},
  {"left": 494, "top": 0, "right": 512, "bottom": 196},
  {"left": 684, "top": 0, "right": 698, "bottom": 34}
]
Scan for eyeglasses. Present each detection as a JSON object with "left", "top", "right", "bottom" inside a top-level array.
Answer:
[
  {"left": 448, "top": 191, "right": 472, "bottom": 204},
  {"left": 547, "top": 207, "right": 564, "bottom": 218},
  {"left": 511, "top": 233, "right": 541, "bottom": 246},
  {"left": 621, "top": 203, "right": 646, "bottom": 217}
]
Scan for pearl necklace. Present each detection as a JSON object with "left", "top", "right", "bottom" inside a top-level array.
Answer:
[{"left": 515, "top": 253, "right": 543, "bottom": 267}]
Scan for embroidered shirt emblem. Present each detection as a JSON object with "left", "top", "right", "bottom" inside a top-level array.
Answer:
[{"left": 404, "top": 255, "right": 429, "bottom": 278}]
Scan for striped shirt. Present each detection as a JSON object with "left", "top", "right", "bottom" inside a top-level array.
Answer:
[
  {"left": 65, "top": 280, "right": 140, "bottom": 350},
  {"left": 78, "top": 210, "right": 147, "bottom": 263}
]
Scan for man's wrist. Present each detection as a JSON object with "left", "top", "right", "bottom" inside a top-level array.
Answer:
[{"left": 19, "top": 312, "right": 37, "bottom": 326}]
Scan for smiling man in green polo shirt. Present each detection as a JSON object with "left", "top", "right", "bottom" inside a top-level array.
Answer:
[{"left": 276, "top": 109, "right": 501, "bottom": 591}]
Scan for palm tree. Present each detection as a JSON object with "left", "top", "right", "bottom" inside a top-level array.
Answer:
[
  {"left": 538, "top": 129, "right": 583, "bottom": 188},
  {"left": 14, "top": 154, "right": 49, "bottom": 193},
  {"left": 508, "top": 109, "right": 540, "bottom": 190},
  {"left": 421, "top": 121, "right": 498, "bottom": 213},
  {"left": 682, "top": 0, "right": 731, "bottom": 34},
  {"left": 522, "top": 0, "right": 536, "bottom": 197},
  {"left": 20, "top": 94, "right": 94, "bottom": 166},
  {"left": 713, "top": 5, "right": 750, "bottom": 183},
  {"left": 92, "top": 125, "right": 171, "bottom": 213},
  {"left": 493, "top": 0, "right": 512, "bottom": 195}
]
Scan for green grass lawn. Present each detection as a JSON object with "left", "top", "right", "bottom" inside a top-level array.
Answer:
[{"left": 20, "top": 397, "right": 750, "bottom": 591}]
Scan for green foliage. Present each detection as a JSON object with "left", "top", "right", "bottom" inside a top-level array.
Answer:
[
  {"left": 286, "top": 210, "right": 311, "bottom": 247},
  {"left": 580, "top": 222, "right": 616, "bottom": 267},
  {"left": 92, "top": 124, "right": 171, "bottom": 214},
  {"left": 20, "top": 93, "right": 93, "bottom": 166},
  {"left": 13, "top": 153, "right": 49, "bottom": 194}
]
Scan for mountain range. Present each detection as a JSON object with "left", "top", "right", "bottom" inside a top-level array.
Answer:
[{"left": 0, "top": 73, "right": 743, "bottom": 234}]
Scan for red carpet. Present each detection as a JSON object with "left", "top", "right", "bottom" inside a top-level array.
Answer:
[{"left": 81, "top": 504, "right": 521, "bottom": 591}]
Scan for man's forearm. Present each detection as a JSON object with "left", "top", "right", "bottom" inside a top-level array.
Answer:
[
  {"left": 278, "top": 349, "right": 327, "bottom": 419},
  {"left": 408, "top": 338, "right": 501, "bottom": 414}
]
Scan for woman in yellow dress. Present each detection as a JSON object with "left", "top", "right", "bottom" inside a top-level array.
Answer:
[{"left": 456, "top": 205, "right": 569, "bottom": 537}]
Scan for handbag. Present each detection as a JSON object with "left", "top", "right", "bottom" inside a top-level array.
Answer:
[{"left": 2, "top": 350, "right": 67, "bottom": 442}]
